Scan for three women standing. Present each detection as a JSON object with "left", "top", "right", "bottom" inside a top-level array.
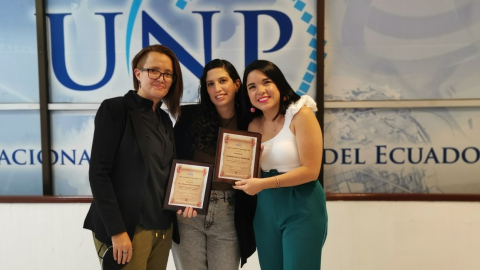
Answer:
[{"left": 84, "top": 48, "right": 326, "bottom": 270}]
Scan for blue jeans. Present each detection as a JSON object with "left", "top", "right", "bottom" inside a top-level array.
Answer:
[{"left": 172, "top": 190, "right": 240, "bottom": 270}]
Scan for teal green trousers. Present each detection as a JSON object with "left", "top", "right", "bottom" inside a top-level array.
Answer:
[{"left": 254, "top": 170, "right": 328, "bottom": 270}]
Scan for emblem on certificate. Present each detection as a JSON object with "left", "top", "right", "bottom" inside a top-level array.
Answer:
[
  {"left": 163, "top": 160, "right": 214, "bottom": 214},
  {"left": 214, "top": 128, "right": 262, "bottom": 185}
]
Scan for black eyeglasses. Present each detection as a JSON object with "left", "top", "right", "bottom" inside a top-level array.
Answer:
[{"left": 139, "top": 68, "right": 176, "bottom": 82}]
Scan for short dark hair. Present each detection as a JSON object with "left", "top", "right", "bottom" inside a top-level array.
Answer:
[
  {"left": 193, "top": 59, "right": 245, "bottom": 155},
  {"left": 241, "top": 60, "right": 300, "bottom": 121},
  {"left": 131, "top": 44, "right": 183, "bottom": 119}
]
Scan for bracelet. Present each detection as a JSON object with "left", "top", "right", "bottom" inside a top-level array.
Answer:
[{"left": 274, "top": 176, "right": 280, "bottom": 189}]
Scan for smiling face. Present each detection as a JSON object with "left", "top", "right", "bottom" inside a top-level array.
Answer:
[
  {"left": 246, "top": 69, "right": 281, "bottom": 115},
  {"left": 134, "top": 51, "right": 173, "bottom": 104},
  {"left": 206, "top": 67, "right": 240, "bottom": 110}
]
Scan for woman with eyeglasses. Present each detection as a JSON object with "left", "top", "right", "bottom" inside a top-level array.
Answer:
[
  {"left": 171, "top": 59, "right": 257, "bottom": 270},
  {"left": 234, "top": 60, "right": 328, "bottom": 270},
  {"left": 84, "top": 44, "right": 183, "bottom": 270}
]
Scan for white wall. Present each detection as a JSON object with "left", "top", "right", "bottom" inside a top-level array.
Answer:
[{"left": 1, "top": 201, "right": 480, "bottom": 270}]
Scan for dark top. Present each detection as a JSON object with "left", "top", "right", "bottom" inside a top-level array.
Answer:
[
  {"left": 174, "top": 104, "right": 257, "bottom": 267},
  {"left": 131, "top": 92, "right": 174, "bottom": 230},
  {"left": 193, "top": 116, "right": 237, "bottom": 190},
  {"left": 84, "top": 90, "right": 179, "bottom": 245}
]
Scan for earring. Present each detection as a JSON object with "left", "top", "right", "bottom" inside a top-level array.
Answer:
[
  {"left": 250, "top": 107, "right": 255, "bottom": 113},
  {"left": 283, "top": 96, "right": 287, "bottom": 101}
]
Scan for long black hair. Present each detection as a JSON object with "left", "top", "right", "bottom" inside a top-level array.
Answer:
[
  {"left": 240, "top": 60, "right": 301, "bottom": 121},
  {"left": 192, "top": 59, "right": 244, "bottom": 155}
]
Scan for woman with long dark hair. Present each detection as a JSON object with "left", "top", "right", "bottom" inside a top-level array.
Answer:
[
  {"left": 172, "top": 59, "right": 256, "bottom": 269},
  {"left": 235, "top": 60, "right": 328, "bottom": 270}
]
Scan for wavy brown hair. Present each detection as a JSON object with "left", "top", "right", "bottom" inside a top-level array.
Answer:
[
  {"left": 192, "top": 59, "right": 246, "bottom": 155},
  {"left": 131, "top": 44, "right": 183, "bottom": 119}
]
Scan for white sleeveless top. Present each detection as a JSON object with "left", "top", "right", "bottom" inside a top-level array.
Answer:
[{"left": 261, "top": 95, "right": 317, "bottom": 172}]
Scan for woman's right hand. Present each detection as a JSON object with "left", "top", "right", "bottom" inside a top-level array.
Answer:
[
  {"left": 111, "top": 231, "right": 132, "bottom": 264},
  {"left": 233, "top": 177, "right": 270, "bottom": 195},
  {"left": 177, "top": 207, "right": 198, "bottom": 218}
]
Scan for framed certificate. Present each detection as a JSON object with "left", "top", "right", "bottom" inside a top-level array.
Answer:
[
  {"left": 214, "top": 128, "right": 262, "bottom": 185},
  {"left": 163, "top": 160, "right": 214, "bottom": 215}
]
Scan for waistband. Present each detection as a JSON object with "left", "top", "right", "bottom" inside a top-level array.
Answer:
[
  {"left": 261, "top": 169, "right": 319, "bottom": 188},
  {"left": 261, "top": 169, "right": 285, "bottom": 177},
  {"left": 210, "top": 189, "right": 236, "bottom": 199}
]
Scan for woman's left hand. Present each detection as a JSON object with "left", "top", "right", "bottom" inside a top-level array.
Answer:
[{"left": 233, "top": 178, "right": 264, "bottom": 195}]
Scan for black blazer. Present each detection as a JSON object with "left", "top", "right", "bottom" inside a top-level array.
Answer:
[
  {"left": 174, "top": 104, "right": 257, "bottom": 267},
  {"left": 84, "top": 90, "right": 179, "bottom": 245}
]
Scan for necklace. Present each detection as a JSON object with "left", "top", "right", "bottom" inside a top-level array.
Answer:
[
  {"left": 263, "top": 116, "right": 278, "bottom": 132},
  {"left": 221, "top": 114, "right": 235, "bottom": 128}
]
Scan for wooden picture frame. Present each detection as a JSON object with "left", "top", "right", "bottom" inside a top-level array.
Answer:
[
  {"left": 214, "top": 128, "right": 262, "bottom": 185},
  {"left": 163, "top": 159, "right": 214, "bottom": 215}
]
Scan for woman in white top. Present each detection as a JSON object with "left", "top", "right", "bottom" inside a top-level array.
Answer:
[{"left": 234, "top": 60, "right": 328, "bottom": 270}]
